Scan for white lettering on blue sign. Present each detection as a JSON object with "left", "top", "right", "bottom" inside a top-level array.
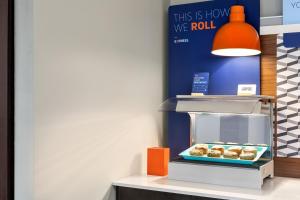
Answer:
[{"left": 174, "top": 39, "right": 189, "bottom": 44}]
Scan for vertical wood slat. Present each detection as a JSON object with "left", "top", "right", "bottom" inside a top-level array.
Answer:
[
  {"left": 261, "top": 35, "right": 277, "bottom": 97},
  {"left": 0, "top": 0, "right": 14, "bottom": 200},
  {"left": 274, "top": 157, "right": 300, "bottom": 178}
]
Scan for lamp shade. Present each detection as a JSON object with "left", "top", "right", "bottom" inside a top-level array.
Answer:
[{"left": 211, "top": 5, "right": 261, "bottom": 57}]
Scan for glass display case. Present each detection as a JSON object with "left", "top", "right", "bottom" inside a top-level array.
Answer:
[{"left": 160, "top": 95, "right": 274, "bottom": 189}]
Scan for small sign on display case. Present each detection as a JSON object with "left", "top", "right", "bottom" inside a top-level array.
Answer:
[
  {"left": 192, "top": 72, "right": 209, "bottom": 96},
  {"left": 237, "top": 84, "right": 256, "bottom": 96}
]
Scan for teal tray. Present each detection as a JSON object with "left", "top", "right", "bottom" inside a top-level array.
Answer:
[{"left": 179, "top": 144, "right": 268, "bottom": 165}]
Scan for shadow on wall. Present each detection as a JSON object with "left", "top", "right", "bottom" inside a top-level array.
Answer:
[
  {"left": 103, "top": 186, "right": 116, "bottom": 200},
  {"left": 102, "top": 154, "right": 142, "bottom": 200},
  {"left": 129, "top": 154, "right": 143, "bottom": 176}
]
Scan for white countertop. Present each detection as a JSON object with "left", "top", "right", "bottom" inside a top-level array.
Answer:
[
  {"left": 260, "top": 24, "right": 300, "bottom": 35},
  {"left": 113, "top": 175, "right": 300, "bottom": 200}
]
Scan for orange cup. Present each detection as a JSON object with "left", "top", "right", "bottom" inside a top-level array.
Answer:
[{"left": 147, "top": 147, "right": 170, "bottom": 176}]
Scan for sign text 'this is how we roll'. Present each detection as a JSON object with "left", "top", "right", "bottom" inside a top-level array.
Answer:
[{"left": 172, "top": 8, "right": 230, "bottom": 33}]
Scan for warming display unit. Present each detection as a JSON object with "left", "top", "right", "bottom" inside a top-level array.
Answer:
[{"left": 161, "top": 95, "right": 274, "bottom": 189}]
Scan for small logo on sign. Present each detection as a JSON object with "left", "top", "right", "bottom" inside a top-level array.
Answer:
[{"left": 174, "top": 39, "right": 189, "bottom": 44}]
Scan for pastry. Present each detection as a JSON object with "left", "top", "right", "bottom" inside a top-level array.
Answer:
[
  {"left": 194, "top": 144, "right": 208, "bottom": 154},
  {"left": 223, "top": 150, "right": 239, "bottom": 159},
  {"left": 207, "top": 150, "right": 221, "bottom": 158},
  {"left": 243, "top": 147, "right": 257, "bottom": 155},
  {"left": 211, "top": 145, "right": 224, "bottom": 155},
  {"left": 228, "top": 146, "right": 242, "bottom": 155},
  {"left": 240, "top": 152, "right": 256, "bottom": 160},
  {"left": 189, "top": 149, "right": 205, "bottom": 156}
]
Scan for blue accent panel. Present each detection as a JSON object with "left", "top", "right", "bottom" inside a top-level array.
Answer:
[
  {"left": 168, "top": 0, "right": 260, "bottom": 158},
  {"left": 283, "top": 32, "right": 300, "bottom": 48}
]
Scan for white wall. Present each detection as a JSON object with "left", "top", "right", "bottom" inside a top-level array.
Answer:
[{"left": 16, "top": 0, "right": 169, "bottom": 200}]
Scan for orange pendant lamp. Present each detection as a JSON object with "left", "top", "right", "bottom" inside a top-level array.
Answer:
[{"left": 211, "top": 5, "right": 261, "bottom": 57}]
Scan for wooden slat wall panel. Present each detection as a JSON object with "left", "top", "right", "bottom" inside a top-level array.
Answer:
[
  {"left": 261, "top": 35, "right": 277, "bottom": 97},
  {"left": 261, "top": 55, "right": 277, "bottom": 97},
  {"left": 261, "top": 35, "right": 277, "bottom": 55},
  {"left": 274, "top": 157, "right": 300, "bottom": 178}
]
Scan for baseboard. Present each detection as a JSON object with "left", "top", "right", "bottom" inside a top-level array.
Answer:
[{"left": 274, "top": 157, "right": 300, "bottom": 178}]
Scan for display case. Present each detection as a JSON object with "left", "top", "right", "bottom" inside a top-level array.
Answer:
[{"left": 161, "top": 95, "right": 274, "bottom": 189}]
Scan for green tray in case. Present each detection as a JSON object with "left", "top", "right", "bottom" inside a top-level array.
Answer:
[{"left": 179, "top": 144, "right": 268, "bottom": 165}]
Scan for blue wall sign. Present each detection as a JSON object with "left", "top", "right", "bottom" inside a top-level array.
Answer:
[
  {"left": 168, "top": 0, "right": 260, "bottom": 158},
  {"left": 283, "top": 0, "right": 300, "bottom": 25}
]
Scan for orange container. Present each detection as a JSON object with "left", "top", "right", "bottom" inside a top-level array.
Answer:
[{"left": 147, "top": 147, "right": 170, "bottom": 176}]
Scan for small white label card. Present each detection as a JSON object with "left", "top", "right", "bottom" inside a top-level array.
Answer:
[{"left": 237, "top": 84, "right": 257, "bottom": 96}]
